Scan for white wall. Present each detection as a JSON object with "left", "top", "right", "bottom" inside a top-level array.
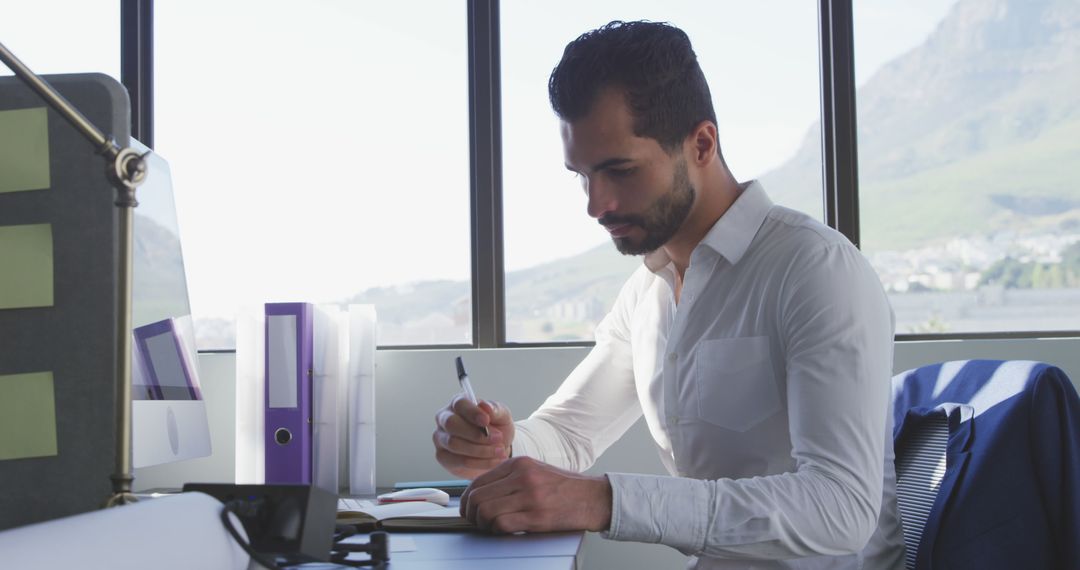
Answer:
[{"left": 135, "top": 338, "right": 1080, "bottom": 569}]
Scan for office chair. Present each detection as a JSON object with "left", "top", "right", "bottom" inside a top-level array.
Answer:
[{"left": 890, "top": 360, "right": 1080, "bottom": 570}]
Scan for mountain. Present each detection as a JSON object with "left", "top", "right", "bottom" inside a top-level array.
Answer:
[
  {"left": 504, "top": 243, "right": 639, "bottom": 318},
  {"left": 343, "top": 242, "right": 637, "bottom": 326},
  {"left": 132, "top": 212, "right": 191, "bottom": 327},
  {"left": 762, "top": 0, "right": 1080, "bottom": 251},
  {"left": 325, "top": 0, "right": 1080, "bottom": 342}
]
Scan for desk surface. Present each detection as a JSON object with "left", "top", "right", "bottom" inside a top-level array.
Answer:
[
  {"left": 298, "top": 530, "right": 583, "bottom": 570},
  {"left": 329, "top": 496, "right": 583, "bottom": 569},
  {"left": 378, "top": 556, "right": 577, "bottom": 570},
  {"left": 388, "top": 530, "right": 582, "bottom": 564}
]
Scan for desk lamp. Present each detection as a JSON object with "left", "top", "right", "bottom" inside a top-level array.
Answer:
[{"left": 0, "top": 41, "right": 147, "bottom": 507}]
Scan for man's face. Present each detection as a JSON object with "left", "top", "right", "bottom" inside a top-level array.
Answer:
[{"left": 561, "top": 89, "right": 695, "bottom": 256}]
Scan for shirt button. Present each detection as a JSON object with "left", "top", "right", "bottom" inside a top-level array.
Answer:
[{"left": 667, "top": 353, "right": 677, "bottom": 363}]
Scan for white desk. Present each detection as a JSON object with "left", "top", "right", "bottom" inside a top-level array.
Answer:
[
  {"left": 329, "top": 495, "right": 583, "bottom": 569},
  {"left": 383, "top": 530, "right": 582, "bottom": 568},
  {"left": 298, "top": 530, "right": 583, "bottom": 570}
]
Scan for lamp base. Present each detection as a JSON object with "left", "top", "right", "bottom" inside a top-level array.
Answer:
[
  {"left": 104, "top": 493, "right": 139, "bottom": 508},
  {"left": 104, "top": 474, "right": 139, "bottom": 508}
]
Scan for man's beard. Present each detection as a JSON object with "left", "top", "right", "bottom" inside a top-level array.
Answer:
[{"left": 599, "top": 159, "right": 696, "bottom": 256}]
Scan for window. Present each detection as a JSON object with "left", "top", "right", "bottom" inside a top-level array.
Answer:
[
  {"left": 155, "top": 1, "right": 472, "bottom": 348},
  {"left": 110, "top": 0, "right": 1072, "bottom": 350},
  {"left": 854, "top": 0, "right": 1080, "bottom": 334},
  {"left": 0, "top": 3, "right": 120, "bottom": 80},
  {"left": 500, "top": 1, "right": 824, "bottom": 342}
]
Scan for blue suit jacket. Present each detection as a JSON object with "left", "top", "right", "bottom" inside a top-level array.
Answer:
[{"left": 892, "top": 360, "right": 1080, "bottom": 569}]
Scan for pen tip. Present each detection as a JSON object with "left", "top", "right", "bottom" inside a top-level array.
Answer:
[{"left": 455, "top": 356, "right": 465, "bottom": 378}]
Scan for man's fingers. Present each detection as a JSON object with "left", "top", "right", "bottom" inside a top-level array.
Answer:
[
  {"left": 480, "top": 400, "right": 513, "bottom": 426},
  {"left": 433, "top": 430, "right": 506, "bottom": 459},
  {"left": 435, "top": 409, "right": 501, "bottom": 443},
  {"left": 434, "top": 408, "right": 453, "bottom": 430},
  {"left": 490, "top": 511, "right": 537, "bottom": 534},
  {"left": 461, "top": 457, "right": 530, "bottom": 518},
  {"left": 460, "top": 461, "right": 508, "bottom": 516},
  {"left": 451, "top": 395, "right": 490, "bottom": 427},
  {"left": 473, "top": 489, "right": 532, "bottom": 530}
]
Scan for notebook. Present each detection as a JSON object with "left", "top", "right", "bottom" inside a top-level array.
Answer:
[{"left": 337, "top": 497, "right": 475, "bottom": 532}]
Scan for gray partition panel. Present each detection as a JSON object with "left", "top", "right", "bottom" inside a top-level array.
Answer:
[{"left": 0, "top": 73, "right": 129, "bottom": 529}]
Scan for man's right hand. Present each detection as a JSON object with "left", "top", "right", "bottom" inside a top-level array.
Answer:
[{"left": 433, "top": 395, "right": 515, "bottom": 480}]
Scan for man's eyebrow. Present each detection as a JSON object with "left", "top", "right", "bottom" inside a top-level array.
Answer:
[{"left": 565, "top": 157, "right": 634, "bottom": 174}]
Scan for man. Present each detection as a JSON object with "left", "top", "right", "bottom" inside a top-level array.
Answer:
[{"left": 433, "top": 21, "right": 904, "bottom": 569}]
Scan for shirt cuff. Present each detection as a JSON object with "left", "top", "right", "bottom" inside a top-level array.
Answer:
[{"left": 601, "top": 472, "right": 711, "bottom": 554}]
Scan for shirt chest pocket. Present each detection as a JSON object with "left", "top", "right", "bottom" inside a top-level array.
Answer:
[{"left": 692, "top": 336, "right": 781, "bottom": 432}]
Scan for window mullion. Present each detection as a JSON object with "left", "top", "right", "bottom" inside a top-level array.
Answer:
[
  {"left": 467, "top": 0, "right": 506, "bottom": 348},
  {"left": 121, "top": 0, "right": 153, "bottom": 148},
  {"left": 818, "top": 0, "right": 861, "bottom": 247}
]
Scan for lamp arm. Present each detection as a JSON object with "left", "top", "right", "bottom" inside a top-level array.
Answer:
[
  {"left": 1, "top": 39, "right": 146, "bottom": 508},
  {"left": 0, "top": 41, "right": 147, "bottom": 191}
]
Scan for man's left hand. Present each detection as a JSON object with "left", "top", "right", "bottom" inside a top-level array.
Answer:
[{"left": 460, "top": 456, "right": 612, "bottom": 534}]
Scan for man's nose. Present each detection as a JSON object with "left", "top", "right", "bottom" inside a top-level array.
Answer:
[{"left": 585, "top": 177, "right": 618, "bottom": 220}]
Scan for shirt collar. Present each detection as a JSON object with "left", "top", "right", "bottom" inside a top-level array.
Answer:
[{"left": 643, "top": 180, "right": 773, "bottom": 273}]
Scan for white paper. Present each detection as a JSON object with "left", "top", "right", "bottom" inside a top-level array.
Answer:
[
  {"left": 313, "top": 304, "right": 349, "bottom": 494},
  {"left": 235, "top": 304, "right": 266, "bottom": 484},
  {"left": 348, "top": 305, "right": 378, "bottom": 495}
]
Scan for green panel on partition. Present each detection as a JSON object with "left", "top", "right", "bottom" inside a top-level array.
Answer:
[
  {"left": 0, "top": 223, "right": 54, "bottom": 310},
  {"left": 0, "top": 371, "right": 58, "bottom": 461},
  {"left": 0, "top": 107, "right": 51, "bottom": 194}
]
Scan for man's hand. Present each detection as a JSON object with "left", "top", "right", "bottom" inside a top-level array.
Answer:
[
  {"left": 433, "top": 395, "right": 514, "bottom": 479},
  {"left": 459, "top": 456, "right": 612, "bottom": 534}
]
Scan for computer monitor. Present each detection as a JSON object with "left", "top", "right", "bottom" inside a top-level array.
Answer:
[{"left": 129, "top": 140, "right": 211, "bottom": 468}]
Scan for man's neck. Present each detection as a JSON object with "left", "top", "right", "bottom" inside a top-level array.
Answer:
[{"left": 663, "top": 173, "right": 742, "bottom": 277}]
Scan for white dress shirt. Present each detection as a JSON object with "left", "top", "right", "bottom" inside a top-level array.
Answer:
[{"left": 513, "top": 181, "right": 906, "bottom": 569}]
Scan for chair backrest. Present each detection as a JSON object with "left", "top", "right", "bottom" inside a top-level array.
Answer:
[
  {"left": 893, "top": 410, "right": 948, "bottom": 570},
  {"left": 890, "top": 359, "right": 1080, "bottom": 570}
]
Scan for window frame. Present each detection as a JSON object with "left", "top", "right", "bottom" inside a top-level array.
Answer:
[{"left": 119, "top": 0, "right": 1078, "bottom": 350}]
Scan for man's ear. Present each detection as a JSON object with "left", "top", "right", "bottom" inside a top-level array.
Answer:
[{"left": 686, "top": 120, "right": 719, "bottom": 166}]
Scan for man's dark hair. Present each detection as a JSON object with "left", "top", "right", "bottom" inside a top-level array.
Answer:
[{"left": 548, "top": 20, "right": 718, "bottom": 152}]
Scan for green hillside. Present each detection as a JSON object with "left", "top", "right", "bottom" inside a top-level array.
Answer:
[
  {"left": 763, "top": 0, "right": 1080, "bottom": 252},
  {"left": 504, "top": 243, "right": 639, "bottom": 317},
  {"left": 344, "top": 279, "right": 469, "bottom": 325},
  {"left": 344, "top": 242, "right": 637, "bottom": 329},
  {"left": 861, "top": 115, "right": 1080, "bottom": 251}
]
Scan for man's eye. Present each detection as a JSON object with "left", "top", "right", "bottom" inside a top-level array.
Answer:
[{"left": 608, "top": 168, "right": 635, "bottom": 178}]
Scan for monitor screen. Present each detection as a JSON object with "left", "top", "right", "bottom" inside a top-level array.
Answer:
[
  {"left": 132, "top": 317, "right": 200, "bottom": 401},
  {"left": 128, "top": 140, "right": 211, "bottom": 469},
  {"left": 129, "top": 138, "right": 203, "bottom": 402}
]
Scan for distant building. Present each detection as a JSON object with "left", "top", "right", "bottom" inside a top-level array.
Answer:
[{"left": 545, "top": 297, "right": 605, "bottom": 322}]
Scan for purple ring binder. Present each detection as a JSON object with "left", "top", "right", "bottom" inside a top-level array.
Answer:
[{"left": 264, "top": 302, "right": 314, "bottom": 484}]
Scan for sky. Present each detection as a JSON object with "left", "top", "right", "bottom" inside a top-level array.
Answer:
[{"left": 1, "top": 0, "right": 958, "bottom": 321}]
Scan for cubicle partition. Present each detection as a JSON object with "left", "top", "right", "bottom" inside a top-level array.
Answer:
[{"left": 0, "top": 74, "right": 128, "bottom": 529}]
